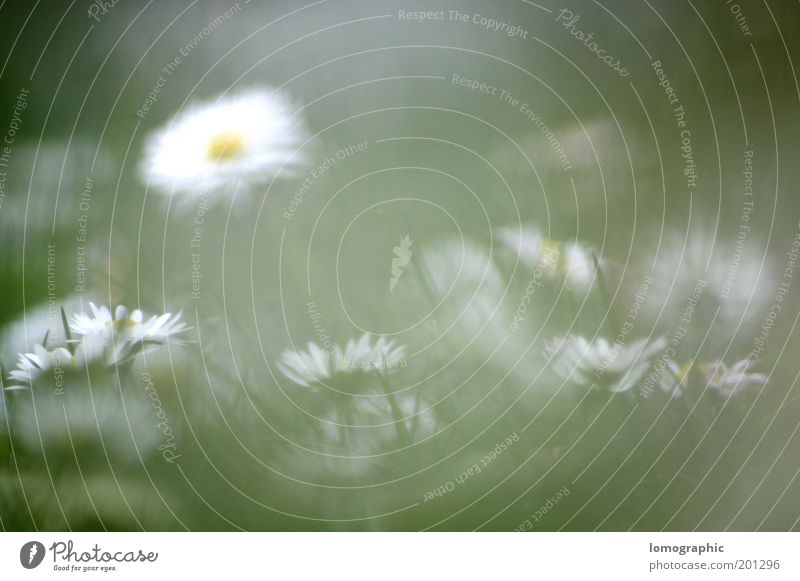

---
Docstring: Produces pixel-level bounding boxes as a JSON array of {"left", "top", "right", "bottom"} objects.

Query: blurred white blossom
[
  {"left": 641, "top": 231, "right": 773, "bottom": 330},
  {"left": 6, "top": 303, "right": 189, "bottom": 389},
  {"left": 497, "top": 225, "right": 596, "bottom": 292},
  {"left": 70, "top": 303, "right": 189, "bottom": 364},
  {"left": 658, "top": 360, "right": 693, "bottom": 398},
  {"left": 6, "top": 344, "right": 74, "bottom": 390},
  {"left": 278, "top": 333, "right": 406, "bottom": 387},
  {"left": 700, "top": 358, "right": 768, "bottom": 397},
  {"left": 0, "top": 296, "right": 84, "bottom": 366},
  {"left": 141, "top": 88, "right": 307, "bottom": 203},
  {"left": 545, "top": 335, "right": 667, "bottom": 393}
]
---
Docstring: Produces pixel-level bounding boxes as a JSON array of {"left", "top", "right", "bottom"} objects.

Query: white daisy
[
  {"left": 416, "top": 238, "right": 507, "bottom": 335},
  {"left": 0, "top": 296, "right": 84, "bottom": 366},
  {"left": 640, "top": 230, "right": 774, "bottom": 331},
  {"left": 497, "top": 226, "right": 596, "bottom": 292},
  {"left": 341, "top": 334, "right": 406, "bottom": 372},
  {"left": 6, "top": 344, "right": 74, "bottom": 389},
  {"left": 141, "top": 88, "right": 307, "bottom": 202},
  {"left": 544, "top": 335, "right": 667, "bottom": 393},
  {"left": 562, "top": 242, "right": 595, "bottom": 291},
  {"left": 70, "top": 303, "right": 189, "bottom": 364},
  {"left": 658, "top": 360, "right": 693, "bottom": 398},
  {"left": 6, "top": 304, "right": 189, "bottom": 389},
  {"left": 277, "top": 333, "right": 406, "bottom": 387},
  {"left": 699, "top": 358, "right": 768, "bottom": 397}
]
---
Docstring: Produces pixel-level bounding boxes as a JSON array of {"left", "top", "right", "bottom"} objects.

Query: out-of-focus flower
[
  {"left": 406, "top": 238, "right": 515, "bottom": 371},
  {"left": 141, "top": 88, "right": 306, "bottom": 203},
  {"left": 277, "top": 333, "right": 406, "bottom": 387},
  {"left": 0, "top": 297, "right": 85, "bottom": 366},
  {"left": 70, "top": 303, "right": 189, "bottom": 364},
  {"left": 658, "top": 360, "right": 693, "bottom": 398},
  {"left": 341, "top": 334, "right": 406, "bottom": 372},
  {"left": 544, "top": 335, "right": 667, "bottom": 393},
  {"left": 640, "top": 231, "right": 774, "bottom": 331},
  {"left": 6, "top": 344, "right": 75, "bottom": 390},
  {"left": 5, "top": 303, "right": 189, "bottom": 390},
  {"left": 497, "top": 226, "right": 596, "bottom": 292},
  {"left": 699, "top": 358, "right": 768, "bottom": 397}
]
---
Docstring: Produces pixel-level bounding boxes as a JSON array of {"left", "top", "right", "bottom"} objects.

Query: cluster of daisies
[
  {"left": 5, "top": 303, "right": 188, "bottom": 390},
  {"left": 137, "top": 87, "right": 411, "bottom": 392},
  {"left": 543, "top": 336, "right": 767, "bottom": 398},
  {"left": 271, "top": 223, "right": 767, "bottom": 402},
  {"left": 8, "top": 86, "right": 767, "bottom": 407},
  {"left": 495, "top": 225, "right": 768, "bottom": 399}
]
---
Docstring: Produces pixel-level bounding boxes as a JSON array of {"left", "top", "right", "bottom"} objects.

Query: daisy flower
[
  {"left": 6, "top": 344, "right": 74, "bottom": 390},
  {"left": 0, "top": 296, "right": 84, "bottom": 366},
  {"left": 699, "top": 358, "right": 768, "bottom": 397},
  {"left": 70, "top": 303, "right": 189, "bottom": 364},
  {"left": 658, "top": 360, "right": 694, "bottom": 398},
  {"left": 640, "top": 230, "right": 774, "bottom": 331},
  {"left": 6, "top": 304, "right": 189, "bottom": 390},
  {"left": 141, "top": 88, "right": 307, "bottom": 203},
  {"left": 544, "top": 335, "right": 667, "bottom": 393},
  {"left": 416, "top": 238, "right": 507, "bottom": 333},
  {"left": 277, "top": 333, "right": 406, "bottom": 387},
  {"left": 341, "top": 334, "right": 406, "bottom": 372},
  {"left": 497, "top": 226, "right": 596, "bottom": 292}
]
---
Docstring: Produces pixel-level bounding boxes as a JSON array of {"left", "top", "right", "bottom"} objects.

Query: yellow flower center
[
  {"left": 677, "top": 363, "right": 692, "bottom": 383},
  {"left": 539, "top": 239, "right": 562, "bottom": 270},
  {"left": 206, "top": 131, "right": 247, "bottom": 162}
]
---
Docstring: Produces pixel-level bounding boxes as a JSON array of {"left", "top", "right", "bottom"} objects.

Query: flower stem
[
  {"left": 378, "top": 371, "right": 410, "bottom": 446},
  {"left": 592, "top": 253, "right": 621, "bottom": 335}
]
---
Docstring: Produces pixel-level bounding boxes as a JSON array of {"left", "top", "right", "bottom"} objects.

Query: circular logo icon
[{"left": 20, "top": 541, "right": 45, "bottom": 569}]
